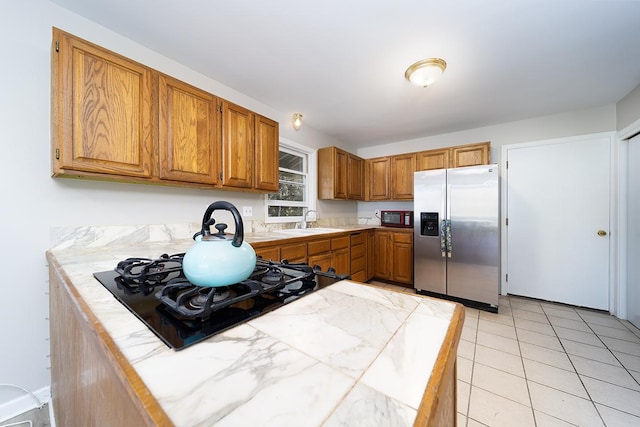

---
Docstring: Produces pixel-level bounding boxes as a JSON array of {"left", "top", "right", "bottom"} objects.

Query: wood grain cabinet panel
[
  {"left": 52, "top": 28, "right": 279, "bottom": 193},
  {"left": 158, "top": 75, "right": 219, "bottom": 184},
  {"left": 52, "top": 28, "right": 153, "bottom": 178},
  {"left": 373, "top": 230, "right": 392, "bottom": 280},
  {"left": 392, "top": 231, "right": 413, "bottom": 284},
  {"left": 374, "top": 229, "right": 413, "bottom": 285},
  {"left": 280, "top": 243, "right": 307, "bottom": 264},
  {"left": 450, "top": 142, "right": 490, "bottom": 168},
  {"left": 417, "top": 142, "right": 490, "bottom": 171},
  {"left": 254, "top": 115, "right": 279, "bottom": 191},
  {"left": 255, "top": 246, "right": 280, "bottom": 262},
  {"left": 390, "top": 153, "right": 416, "bottom": 200},
  {"left": 350, "top": 232, "right": 367, "bottom": 282},
  {"left": 221, "top": 100, "right": 254, "bottom": 189},
  {"left": 416, "top": 149, "right": 450, "bottom": 171},
  {"left": 367, "top": 157, "right": 390, "bottom": 200},
  {"left": 318, "top": 146, "right": 348, "bottom": 199},
  {"left": 347, "top": 153, "right": 365, "bottom": 200},
  {"left": 49, "top": 257, "right": 172, "bottom": 426}
]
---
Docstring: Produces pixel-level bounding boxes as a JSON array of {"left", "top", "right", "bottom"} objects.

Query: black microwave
[{"left": 380, "top": 210, "right": 413, "bottom": 228}]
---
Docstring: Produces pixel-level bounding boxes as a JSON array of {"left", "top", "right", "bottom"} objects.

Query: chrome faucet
[{"left": 300, "top": 209, "right": 317, "bottom": 229}]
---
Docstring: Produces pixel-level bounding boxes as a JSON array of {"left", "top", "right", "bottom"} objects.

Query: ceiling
[{"left": 50, "top": 0, "right": 640, "bottom": 147}]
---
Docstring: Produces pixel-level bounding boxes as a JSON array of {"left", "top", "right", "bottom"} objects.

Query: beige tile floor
[{"left": 370, "top": 282, "right": 640, "bottom": 427}]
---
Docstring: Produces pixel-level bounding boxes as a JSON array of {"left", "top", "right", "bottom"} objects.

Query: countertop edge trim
[{"left": 413, "top": 302, "right": 465, "bottom": 427}]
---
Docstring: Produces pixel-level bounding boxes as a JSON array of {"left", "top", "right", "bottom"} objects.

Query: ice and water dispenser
[{"left": 420, "top": 212, "right": 439, "bottom": 236}]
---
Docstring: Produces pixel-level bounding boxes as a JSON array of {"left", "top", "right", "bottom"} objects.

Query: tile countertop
[{"left": 47, "top": 238, "right": 463, "bottom": 426}]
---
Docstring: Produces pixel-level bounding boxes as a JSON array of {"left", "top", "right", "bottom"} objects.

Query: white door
[
  {"left": 506, "top": 135, "right": 610, "bottom": 310},
  {"left": 628, "top": 134, "right": 640, "bottom": 327}
]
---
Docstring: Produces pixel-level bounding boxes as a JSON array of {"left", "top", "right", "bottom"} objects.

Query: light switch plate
[{"left": 242, "top": 206, "right": 253, "bottom": 217}]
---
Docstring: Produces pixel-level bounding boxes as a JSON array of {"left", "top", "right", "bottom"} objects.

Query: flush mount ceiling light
[
  {"left": 405, "top": 58, "right": 447, "bottom": 88},
  {"left": 292, "top": 113, "right": 303, "bottom": 131}
]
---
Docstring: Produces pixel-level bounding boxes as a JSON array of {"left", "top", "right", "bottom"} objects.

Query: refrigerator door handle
[
  {"left": 445, "top": 219, "right": 452, "bottom": 257},
  {"left": 440, "top": 219, "right": 447, "bottom": 257}
]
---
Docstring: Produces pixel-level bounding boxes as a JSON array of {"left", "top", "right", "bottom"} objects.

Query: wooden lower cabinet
[
  {"left": 49, "top": 257, "right": 171, "bottom": 426},
  {"left": 366, "top": 230, "right": 375, "bottom": 281},
  {"left": 280, "top": 242, "right": 307, "bottom": 264},
  {"left": 373, "top": 230, "right": 392, "bottom": 280},
  {"left": 307, "top": 238, "right": 332, "bottom": 272},
  {"left": 374, "top": 229, "right": 413, "bottom": 285},
  {"left": 330, "top": 236, "right": 350, "bottom": 276},
  {"left": 349, "top": 232, "right": 367, "bottom": 282},
  {"left": 252, "top": 234, "right": 351, "bottom": 277},
  {"left": 392, "top": 232, "right": 413, "bottom": 284},
  {"left": 255, "top": 246, "right": 280, "bottom": 262}
]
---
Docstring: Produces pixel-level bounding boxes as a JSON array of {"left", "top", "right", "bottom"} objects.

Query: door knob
[{"left": 597, "top": 230, "right": 607, "bottom": 236}]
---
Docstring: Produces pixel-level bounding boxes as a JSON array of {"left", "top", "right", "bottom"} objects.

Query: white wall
[
  {"left": 617, "top": 82, "right": 640, "bottom": 132},
  {"left": 0, "top": 0, "right": 349, "bottom": 416}
]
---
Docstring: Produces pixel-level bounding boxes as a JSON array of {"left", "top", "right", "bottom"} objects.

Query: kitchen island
[{"left": 47, "top": 236, "right": 464, "bottom": 427}]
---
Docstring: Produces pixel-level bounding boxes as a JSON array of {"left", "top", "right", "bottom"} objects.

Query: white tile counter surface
[{"left": 48, "top": 230, "right": 458, "bottom": 426}]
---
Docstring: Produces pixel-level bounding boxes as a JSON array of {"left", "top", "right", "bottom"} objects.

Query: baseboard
[{"left": 0, "top": 386, "right": 50, "bottom": 423}]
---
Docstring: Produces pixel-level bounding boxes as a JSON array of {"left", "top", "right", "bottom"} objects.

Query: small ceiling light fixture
[
  {"left": 292, "top": 113, "right": 303, "bottom": 131},
  {"left": 405, "top": 58, "right": 447, "bottom": 88}
]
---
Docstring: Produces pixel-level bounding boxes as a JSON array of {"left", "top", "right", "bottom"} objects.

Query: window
[{"left": 265, "top": 139, "right": 317, "bottom": 223}]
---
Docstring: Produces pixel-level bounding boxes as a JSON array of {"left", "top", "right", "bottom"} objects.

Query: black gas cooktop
[{"left": 94, "top": 254, "right": 347, "bottom": 350}]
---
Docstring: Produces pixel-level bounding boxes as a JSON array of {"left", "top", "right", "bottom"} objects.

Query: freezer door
[
  {"left": 446, "top": 165, "right": 499, "bottom": 305},
  {"left": 413, "top": 169, "right": 446, "bottom": 294}
]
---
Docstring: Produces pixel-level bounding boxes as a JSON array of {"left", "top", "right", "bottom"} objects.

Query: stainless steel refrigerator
[{"left": 414, "top": 165, "right": 499, "bottom": 311}]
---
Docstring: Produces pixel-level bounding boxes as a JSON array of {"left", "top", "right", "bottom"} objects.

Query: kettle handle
[{"left": 197, "top": 201, "right": 244, "bottom": 248}]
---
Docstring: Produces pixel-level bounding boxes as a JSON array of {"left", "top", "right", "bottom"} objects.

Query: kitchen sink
[{"left": 278, "top": 227, "right": 344, "bottom": 235}]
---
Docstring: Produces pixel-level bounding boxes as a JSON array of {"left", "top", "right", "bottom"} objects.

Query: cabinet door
[
  {"left": 391, "top": 154, "right": 416, "bottom": 199},
  {"left": 255, "top": 115, "right": 279, "bottom": 191},
  {"left": 416, "top": 149, "right": 450, "bottom": 171},
  {"left": 255, "top": 246, "right": 280, "bottom": 262},
  {"left": 318, "top": 146, "right": 348, "bottom": 200},
  {"left": 221, "top": 101, "right": 254, "bottom": 188},
  {"left": 331, "top": 248, "right": 351, "bottom": 276},
  {"left": 308, "top": 253, "right": 333, "bottom": 273},
  {"left": 392, "top": 232, "right": 414, "bottom": 284},
  {"left": 52, "top": 29, "right": 153, "bottom": 177},
  {"left": 350, "top": 232, "right": 366, "bottom": 281},
  {"left": 334, "top": 148, "right": 348, "bottom": 199},
  {"left": 280, "top": 243, "right": 307, "bottom": 264},
  {"left": 366, "top": 230, "right": 375, "bottom": 281},
  {"left": 450, "top": 142, "right": 490, "bottom": 168},
  {"left": 373, "top": 230, "right": 392, "bottom": 280},
  {"left": 368, "top": 157, "right": 390, "bottom": 200},
  {"left": 158, "top": 76, "right": 219, "bottom": 184},
  {"left": 347, "top": 154, "right": 365, "bottom": 200}
]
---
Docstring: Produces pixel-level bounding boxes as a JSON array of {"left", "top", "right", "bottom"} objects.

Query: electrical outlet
[
  {"left": 374, "top": 209, "right": 380, "bottom": 217},
  {"left": 242, "top": 206, "right": 253, "bottom": 217}
]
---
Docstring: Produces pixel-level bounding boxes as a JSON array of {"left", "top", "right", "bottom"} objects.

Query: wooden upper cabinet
[
  {"left": 451, "top": 142, "right": 490, "bottom": 168},
  {"left": 318, "top": 146, "right": 347, "bottom": 199},
  {"left": 158, "top": 75, "right": 219, "bottom": 184},
  {"left": 347, "top": 153, "right": 365, "bottom": 200},
  {"left": 416, "top": 149, "right": 450, "bottom": 171},
  {"left": 52, "top": 29, "right": 279, "bottom": 193},
  {"left": 390, "top": 153, "right": 416, "bottom": 200},
  {"left": 367, "top": 157, "right": 390, "bottom": 200},
  {"left": 52, "top": 28, "right": 153, "bottom": 178},
  {"left": 254, "top": 115, "right": 279, "bottom": 192},
  {"left": 417, "top": 142, "right": 490, "bottom": 171},
  {"left": 221, "top": 100, "right": 254, "bottom": 189}
]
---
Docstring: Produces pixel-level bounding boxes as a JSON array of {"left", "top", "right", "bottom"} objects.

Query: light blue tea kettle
[{"left": 182, "top": 201, "right": 256, "bottom": 287}]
